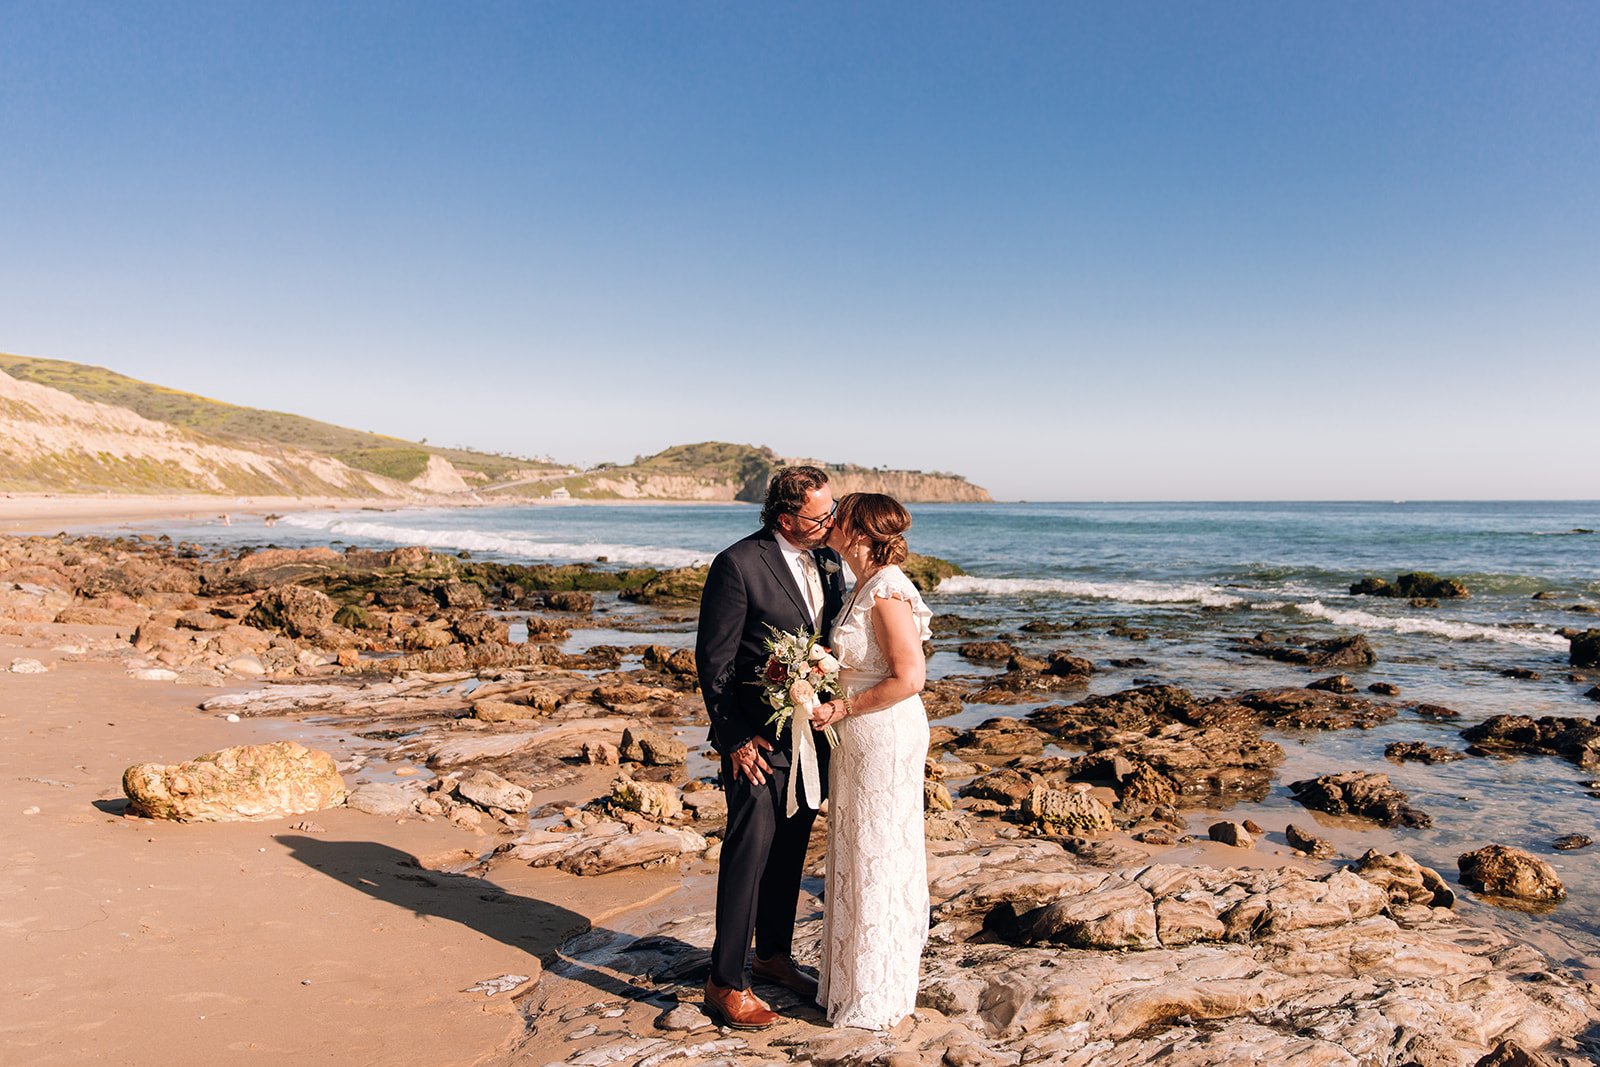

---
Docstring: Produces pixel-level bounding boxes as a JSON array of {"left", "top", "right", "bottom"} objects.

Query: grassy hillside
[
  {"left": 486, "top": 441, "right": 991, "bottom": 503},
  {"left": 0, "top": 352, "right": 553, "bottom": 482},
  {"left": 632, "top": 442, "right": 778, "bottom": 498}
]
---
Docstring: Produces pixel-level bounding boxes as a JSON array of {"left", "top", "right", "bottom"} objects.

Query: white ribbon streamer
[{"left": 785, "top": 696, "right": 823, "bottom": 818}]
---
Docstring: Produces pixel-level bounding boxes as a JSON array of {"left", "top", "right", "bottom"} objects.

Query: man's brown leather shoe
[
  {"left": 703, "top": 979, "right": 779, "bottom": 1030},
  {"left": 751, "top": 954, "right": 820, "bottom": 1000}
]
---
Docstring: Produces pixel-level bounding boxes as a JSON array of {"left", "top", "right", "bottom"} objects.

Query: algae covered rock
[
  {"left": 247, "top": 584, "right": 336, "bottom": 639},
  {"left": 619, "top": 566, "right": 709, "bottom": 605},
  {"left": 1350, "top": 572, "right": 1470, "bottom": 599},
  {"left": 900, "top": 552, "right": 965, "bottom": 594},
  {"left": 123, "top": 740, "right": 347, "bottom": 822}
]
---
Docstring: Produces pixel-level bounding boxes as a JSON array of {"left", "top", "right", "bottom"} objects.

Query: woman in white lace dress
[{"left": 810, "top": 493, "right": 932, "bottom": 1031}]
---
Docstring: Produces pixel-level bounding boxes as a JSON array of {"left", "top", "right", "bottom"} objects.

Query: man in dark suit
[{"left": 695, "top": 465, "right": 847, "bottom": 1029}]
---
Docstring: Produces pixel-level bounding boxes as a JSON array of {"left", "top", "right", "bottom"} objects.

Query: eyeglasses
[{"left": 792, "top": 502, "right": 837, "bottom": 530}]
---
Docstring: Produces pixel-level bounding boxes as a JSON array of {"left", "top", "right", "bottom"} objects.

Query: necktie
[{"left": 799, "top": 552, "right": 824, "bottom": 630}]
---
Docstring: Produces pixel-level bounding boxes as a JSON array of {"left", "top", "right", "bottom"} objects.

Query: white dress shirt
[{"left": 774, "top": 530, "right": 823, "bottom": 629}]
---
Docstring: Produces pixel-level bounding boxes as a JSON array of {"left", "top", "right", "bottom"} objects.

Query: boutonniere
[{"left": 819, "top": 557, "right": 841, "bottom": 576}]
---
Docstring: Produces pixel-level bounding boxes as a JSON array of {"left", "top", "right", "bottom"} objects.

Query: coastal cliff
[
  {"left": 0, "top": 366, "right": 418, "bottom": 498},
  {"left": 520, "top": 443, "right": 992, "bottom": 503},
  {"left": 0, "top": 356, "right": 992, "bottom": 503}
]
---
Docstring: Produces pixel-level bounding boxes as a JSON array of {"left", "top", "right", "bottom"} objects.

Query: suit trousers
[{"left": 709, "top": 748, "right": 819, "bottom": 989}]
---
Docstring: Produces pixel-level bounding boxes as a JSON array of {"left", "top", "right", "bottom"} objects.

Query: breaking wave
[
  {"left": 1291, "top": 601, "right": 1568, "bottom": 651},
  {"left": 935, "top": 575, "right": 1246, "bottom": 608},
  {"left": 277, "top": 514, "right": 709, "bottom": 568}
]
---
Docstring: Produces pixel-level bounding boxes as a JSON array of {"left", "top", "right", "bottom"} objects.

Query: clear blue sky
[{"left": 2, "top": 2, "right": 1596, "bottom": 500}]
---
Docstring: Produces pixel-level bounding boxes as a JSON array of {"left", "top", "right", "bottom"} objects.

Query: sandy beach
[
  {"left": 0, "top": 494, "right": 757, "bottom": 537},
  {"left": 4, "top": 527, "right": 1598, "bottom": 1067},
  {"left": 0, "top": 622, "right": 697, "bottom": 1066},
  {"left": 0, "top": 494, "right": 408, "bottom": 534}
]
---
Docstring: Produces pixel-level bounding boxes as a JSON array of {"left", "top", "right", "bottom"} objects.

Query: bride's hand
[{"left": 811, "top": 699, "right": 846, "bottom": 729}]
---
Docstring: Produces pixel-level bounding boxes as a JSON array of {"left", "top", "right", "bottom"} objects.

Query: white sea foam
[
  {"left": 936, "top": 575, "right": 1246, "bottom": 608},
  {"left": 1291, "top": 601, "right": 1568, "bottom": 651},
  {"left": 277, "top": 514, "right": 710, "bottom": 568}
]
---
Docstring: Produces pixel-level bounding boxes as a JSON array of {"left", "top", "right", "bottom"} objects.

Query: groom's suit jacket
[{"left": 695, "top": 527, "right": 847, "bottom": 756}]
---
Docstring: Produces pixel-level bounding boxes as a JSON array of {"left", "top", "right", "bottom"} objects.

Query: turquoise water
[{"left": 136, "top": 500, "right": 1600, "bottom": 960}]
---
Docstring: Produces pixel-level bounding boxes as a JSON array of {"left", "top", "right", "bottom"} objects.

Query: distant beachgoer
[{"left": 218, "top": 513, "right": 231, "bottom": 526}]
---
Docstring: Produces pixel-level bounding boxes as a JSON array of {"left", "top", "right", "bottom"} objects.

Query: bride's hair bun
[
  {"left": 834, "top": 493, "right": 912, "bottom": 567},
  {"left": 877, "top": 533, "right": 908, "bottom": 567}
]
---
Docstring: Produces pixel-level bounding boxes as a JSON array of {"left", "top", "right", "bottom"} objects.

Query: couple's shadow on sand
[{"left": 276, "top": 835, "right": 717, "bottom": 1011}]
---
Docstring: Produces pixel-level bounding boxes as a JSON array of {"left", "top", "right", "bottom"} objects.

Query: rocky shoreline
[{"left": 3, "top": 530, "right": 1599, "bottom": 1066}]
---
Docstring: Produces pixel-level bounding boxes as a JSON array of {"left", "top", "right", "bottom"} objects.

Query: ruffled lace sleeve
[{"left": 867, "top": 566, "right": 933, "bottom": 642}]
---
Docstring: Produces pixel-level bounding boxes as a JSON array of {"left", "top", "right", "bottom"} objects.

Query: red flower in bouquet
[{"left": 764, "top": 659, "right": 790, "bottom": 684}]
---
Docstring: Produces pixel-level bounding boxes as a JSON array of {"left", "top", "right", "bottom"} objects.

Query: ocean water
[{"left": 135, "top": 500, "right": 1600, "bottom": 961}]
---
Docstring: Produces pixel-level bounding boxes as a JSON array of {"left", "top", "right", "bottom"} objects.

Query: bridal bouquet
[{"left": 755, "top": 625, "right": 841, "bottom": 746}]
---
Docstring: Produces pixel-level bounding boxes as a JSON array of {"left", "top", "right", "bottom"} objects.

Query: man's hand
[{"left": 730, "top": 736, "right": 774, "bottom": 786}]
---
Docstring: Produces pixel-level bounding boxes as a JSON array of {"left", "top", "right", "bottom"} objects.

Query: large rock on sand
[
  {"left": 457, "top": 769, "right": 533, "bottom": 813},
  {"left": 123, "top": 741, "right": 347, "bottom": 822}
]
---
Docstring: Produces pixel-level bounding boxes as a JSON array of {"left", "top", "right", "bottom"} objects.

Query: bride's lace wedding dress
[{"left": 820, "top": 564, "right": 933, "bottom": 1030}]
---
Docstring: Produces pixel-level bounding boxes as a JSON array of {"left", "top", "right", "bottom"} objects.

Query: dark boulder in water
[
  {"left": 1349, "top": 572, "right": 1470, "bottom": 599},
  {"left": 1385, "top": 740, "right": 1466, "bottom": 764},
  {"left": 1288, "top": 771, "right": 1432, "bottom": 828},
  {"left": 1568, "top": 629, "right": 1600, "bottom": 668},
  {"left": 1236, "top": 687, "right": 1396, "bottom": 730},
  {"left": 1235, "top": 633, "right": 1377, "bottom": 668},
  {"left": 1307, "top": 674, "right": 1357, "bottom": 694},
  {"left": 1461, "top": 714, "right": 1600, "bottom": 768},
  {"left": 1411, "top": 703, "right": 1461, "bottom": 719},
  {"left": 957, "top": 640, "right": 1015, "bottom": 663}
]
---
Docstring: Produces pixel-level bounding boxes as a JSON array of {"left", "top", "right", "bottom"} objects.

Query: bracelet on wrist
[{"left": 842, "top": 694, "right": 854, "bottom": 717}]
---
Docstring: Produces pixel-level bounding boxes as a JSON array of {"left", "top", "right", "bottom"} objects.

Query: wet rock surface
[
  {"left": 1458, "top": 845, "right": 1567, "bottom": 902},
  {"left": 1351, "top": 572, "right": 1471, "bottom": 600},
  {"left": 1386, "top": 739, "right": 1468, "bottom": 764},
  {"left": 1235, "top": 632, "right": 1378, "bottom": 668},
  {"left": 1568, "top": 629, "right": 1600, "bottom": 669},
  {"left": 1462, "top": 714, "right": 1600, "bottom": 768},
  {"left": 1288, "top": 770, "right": 1432, "bottom": 828}
]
